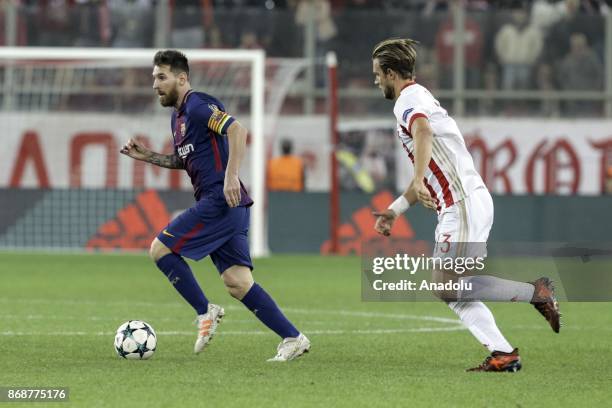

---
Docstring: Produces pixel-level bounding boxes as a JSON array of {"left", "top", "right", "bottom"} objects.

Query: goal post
[
  {"left": 326, "top": 51, "right": 339, "bottom": 255},
  {"left": 0, "top": 47, "right": 302, "bottom": 257}
]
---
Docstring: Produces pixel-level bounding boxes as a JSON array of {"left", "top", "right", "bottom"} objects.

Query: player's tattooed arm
[
  {"left": 147, "top": 152, "right": 184, "bottom": 169},
  {"left": 120, "top": 137, "right": 184, "bottom": 169}
]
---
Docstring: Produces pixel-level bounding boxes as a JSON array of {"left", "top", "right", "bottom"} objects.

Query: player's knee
[
  {"left": 224, "top": 278, "right": 252, "bottom": 299},
  {"left": 149, "top": 238, "right": 171, "bottom": 262},
  {"left": 222, "top": 266, "right": 254, "bottom": 299},
  {"left": 432, "top": 289, "right": 458, "bottom": 302},
  {"left": 430, "top": 270, "right": 458, "bottom": 302}
]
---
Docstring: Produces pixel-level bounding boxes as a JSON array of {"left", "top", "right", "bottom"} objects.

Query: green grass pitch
[{"left": 0, "top": 252, "right": 611, "bottom": 407}]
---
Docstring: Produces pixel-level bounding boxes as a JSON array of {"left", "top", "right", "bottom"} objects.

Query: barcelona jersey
[{"left": 171, "top": 90, "right": 253, "bottom": 206}]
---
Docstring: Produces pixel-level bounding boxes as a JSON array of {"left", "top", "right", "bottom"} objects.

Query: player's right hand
[
  {"left": 373, "top": 209, "right": 396, "bottom": 237},
  {"left": 120, "top": 138, "right": 150, "bottom": 161},
  {"left": 223, "top": 173, "right": 241, "bottom": 208}
]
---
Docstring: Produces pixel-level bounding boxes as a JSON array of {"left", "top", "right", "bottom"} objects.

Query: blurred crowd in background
[
  {"left": 2, "top": 0, "right": 609, "bottom": 117},
  {"left": 2, "top": 0, "right": 612, "bottom": 194}
]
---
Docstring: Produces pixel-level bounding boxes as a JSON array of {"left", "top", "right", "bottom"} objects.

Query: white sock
[
  {"left": 448, "top": 301, "right": 514, "bottom": 353},
  {"left": 459, "top": 275, "right": 535, "bottom": 302}
]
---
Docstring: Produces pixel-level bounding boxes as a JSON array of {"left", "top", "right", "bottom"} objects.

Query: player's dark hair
[
  {"left": 153, "top": 50, "right": 190, "bottom": 77},
  {"left": 372, "top": 38, "right": 419, "bottom": 80}
]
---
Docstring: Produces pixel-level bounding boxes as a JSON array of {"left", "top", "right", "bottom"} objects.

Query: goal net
[{"left": 0, "top": 47, "right": 307, "bottom": 257}]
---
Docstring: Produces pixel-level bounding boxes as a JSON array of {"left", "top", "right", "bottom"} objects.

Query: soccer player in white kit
[{"left": 371, "top": 38, "right": 561, "bottom": 372}]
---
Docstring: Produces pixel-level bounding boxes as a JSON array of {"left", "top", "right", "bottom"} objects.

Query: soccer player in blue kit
[{"left": 120, "top": 50, "right": 310, "bottom": 361}]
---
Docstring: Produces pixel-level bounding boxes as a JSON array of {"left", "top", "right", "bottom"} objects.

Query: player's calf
[
  {"left": 222, "top": 265, "right": 309, "bottom": 360},
  {"left": 153, "top": 239, "right": 210, "bottom": 316}
]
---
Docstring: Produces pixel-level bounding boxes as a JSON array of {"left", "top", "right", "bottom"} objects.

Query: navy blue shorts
[{"left": 157, "top": 198, "right": 253, "bottom": 274}]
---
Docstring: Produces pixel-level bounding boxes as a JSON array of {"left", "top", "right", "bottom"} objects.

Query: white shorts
[{"left": 433, "top": 187, "right": 493, "bottom": 258}]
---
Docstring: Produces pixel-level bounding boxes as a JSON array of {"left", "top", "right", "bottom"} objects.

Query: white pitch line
[
  {"left": 0, "top": 316, "right": 336, "bottom": 327},
  {"left": 0, "top": 315, "right": 331, "bottom": 326},
  {"left": 0, "top": 327, "right": 465, "bottom": 337},
  {"left": 281, "top": 308, "right": 460, "bottom": 324},
  {"left": 0, "top": 298, "right": 462, "bottom": 326},
  {"left": 0, "top": 311, "right": 458, "bottom": 325}
]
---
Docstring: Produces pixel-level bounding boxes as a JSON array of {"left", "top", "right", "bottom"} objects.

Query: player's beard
[
  {"left": 383, "top": 84, "right": 395, "bottom": 100},
  {"left": 159, "top": 87, "right": 179, "bottom": 107}
]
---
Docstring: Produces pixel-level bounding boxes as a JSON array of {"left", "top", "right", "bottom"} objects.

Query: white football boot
[
  {"left": 267, "top": 333, "right": 311, "bottom": 362},
  {"left": 194, "top": 304, "right": 225, "bottom": 354}
]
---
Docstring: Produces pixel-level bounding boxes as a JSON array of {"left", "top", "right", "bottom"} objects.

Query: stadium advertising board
[{"left": 3, "top": 115, "right": 612, "bottom": 195}]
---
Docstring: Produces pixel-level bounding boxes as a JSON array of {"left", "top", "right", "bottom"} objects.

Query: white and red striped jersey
[{"left": 393, "top": 82, "right": 485, "bottom": 212}]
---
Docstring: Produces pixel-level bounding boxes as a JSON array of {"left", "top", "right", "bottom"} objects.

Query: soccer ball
[{"left": 114, "top": 320, "right": 157, "bottom": 360}]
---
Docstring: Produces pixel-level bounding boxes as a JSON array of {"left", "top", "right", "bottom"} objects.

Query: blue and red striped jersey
[{"left": 170, "top": 90, "right": 253, "bottom": 206}]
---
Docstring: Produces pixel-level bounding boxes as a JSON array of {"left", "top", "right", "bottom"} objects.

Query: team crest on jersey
[{"left": 180, "top": 122, "right": 186, "bottom": 137}]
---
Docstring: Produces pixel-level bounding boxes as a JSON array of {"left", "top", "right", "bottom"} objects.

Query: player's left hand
[
  {"left": 373, "top": 209, "right": 396, "bottom": 237},
  {"left": 223, "top": 173, "right": 241, "bottom": 207}
]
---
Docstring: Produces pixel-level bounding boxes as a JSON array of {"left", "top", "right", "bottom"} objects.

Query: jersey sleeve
[
  {"left": 193, "top": 102, "right": 236, "bottom": 135},
  {"left": 393, "top": 94, "right": 429, "bottom": 134}
]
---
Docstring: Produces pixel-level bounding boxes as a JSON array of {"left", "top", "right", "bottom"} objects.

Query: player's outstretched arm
[
  {"left": 373, "top": 182, "right": 419, "bottom": 236},
  {"left": 224, "top": 121, "right": 248, "bottom": 207},
  {"left": 120, "top": 137, "right": 184, "bottom": 169}
]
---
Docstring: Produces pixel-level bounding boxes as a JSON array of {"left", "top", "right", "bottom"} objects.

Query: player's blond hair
[{"left": 372, "top": 38, "right": 419, "bottom": 79}]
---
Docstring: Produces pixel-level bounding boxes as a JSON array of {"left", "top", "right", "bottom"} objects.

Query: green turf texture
[{"left": 0, "top": 253, "right": 610, "bottom": 407}]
